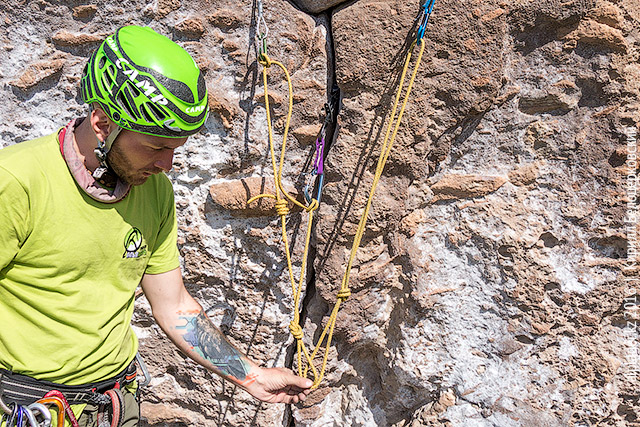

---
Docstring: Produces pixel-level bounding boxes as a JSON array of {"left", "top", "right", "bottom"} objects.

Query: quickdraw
[
  {"left": 248, "top": 0, "right": 435, "bottom": 389},
  {"left": 416, "top": 0, "right": 435, "bottom": 44},
  {"left": 303, "top": 86, "right": 340, "bottom": 205}
]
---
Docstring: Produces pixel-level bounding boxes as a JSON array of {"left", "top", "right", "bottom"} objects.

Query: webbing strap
[{"left": 0, "top": 360, "right": 136, "bottom": 406}]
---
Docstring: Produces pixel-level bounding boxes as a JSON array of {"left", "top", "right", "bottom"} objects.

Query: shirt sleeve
[
  {"left": 0, "top": 166, "right": 31, "bottom": 272},
  {"left": 144, "top": 182, "right": 180, "bottom": 275}
]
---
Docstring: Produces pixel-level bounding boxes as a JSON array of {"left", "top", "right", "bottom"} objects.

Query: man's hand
[{"left": 243, "top": 366, "right": 313, "bottom": 404}]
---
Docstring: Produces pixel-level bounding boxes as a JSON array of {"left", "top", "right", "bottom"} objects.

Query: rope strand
[{"left": 248, "top": 2, "right": 432, "bottom": 389}]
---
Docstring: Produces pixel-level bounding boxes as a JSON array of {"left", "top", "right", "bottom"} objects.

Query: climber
[{"left": 0, "top": 25, "right": 312, "bottom": 427}]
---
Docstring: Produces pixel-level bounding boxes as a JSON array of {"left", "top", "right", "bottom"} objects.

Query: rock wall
[{"left": 1, "top": 0, "right": 638, "bottom": 426}]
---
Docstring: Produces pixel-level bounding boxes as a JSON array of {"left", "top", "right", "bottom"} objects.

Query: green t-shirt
[{"left": 0, "top": 131, "right": 180, "bottom": 385}]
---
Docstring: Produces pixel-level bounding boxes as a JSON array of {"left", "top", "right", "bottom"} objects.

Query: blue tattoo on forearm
[{"left": 177, "top": 310, "right": 250, "bottom": 381}]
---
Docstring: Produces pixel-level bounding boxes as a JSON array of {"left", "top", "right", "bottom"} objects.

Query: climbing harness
[
  {"left": 248, "top": 0, "right": 435, "bottom": 388},
  {"left": 0, "top": 358, "right": 137, "bottom": 427}
]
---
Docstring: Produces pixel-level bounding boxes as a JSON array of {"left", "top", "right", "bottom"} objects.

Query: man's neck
[{"left": 73, "top": 116, "right": 100, "bottom": 173}]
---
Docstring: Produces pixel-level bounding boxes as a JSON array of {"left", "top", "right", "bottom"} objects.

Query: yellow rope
[
  {"left": 248, "top": 39, "right": 426, "bottom": 389},
  {"left": 248, "top": 53, "right": 321, "bottom": 384}
]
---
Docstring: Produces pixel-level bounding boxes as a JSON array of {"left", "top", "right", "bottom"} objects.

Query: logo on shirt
[{"left": 123, "top": 227, "right": 148, "bottom": 259}]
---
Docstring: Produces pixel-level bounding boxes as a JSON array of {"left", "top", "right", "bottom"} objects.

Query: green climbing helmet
[{"left": 81, "top": 25, "right": 208, "bottom": 139}]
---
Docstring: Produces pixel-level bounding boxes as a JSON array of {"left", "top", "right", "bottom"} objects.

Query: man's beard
[{"left": 106, "top": 140, "right": 147, "bottom": 186}]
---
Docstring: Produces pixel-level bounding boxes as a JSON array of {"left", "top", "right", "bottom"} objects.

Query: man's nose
[{"left": 154, "top": 149, "right": 175, "bottom": 172}]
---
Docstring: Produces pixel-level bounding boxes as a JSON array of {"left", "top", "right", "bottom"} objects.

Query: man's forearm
[
  {"left": 141, "top": 269, "right": 312, "bottom": 403},
  {"left": 163, "top": 308, "right": 258, "bottom": 387}
]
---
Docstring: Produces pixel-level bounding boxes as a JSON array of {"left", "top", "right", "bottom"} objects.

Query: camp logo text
[
  {"left": 123, "top": 227, "right": 148, "bottom": 259},
  {"left": 186, "top": 105, "right": 205, "bottom": 114}
]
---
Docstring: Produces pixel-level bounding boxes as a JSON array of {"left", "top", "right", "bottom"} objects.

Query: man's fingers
[{"left": 288, "top": 373, "right": 313, "bottom": 390}]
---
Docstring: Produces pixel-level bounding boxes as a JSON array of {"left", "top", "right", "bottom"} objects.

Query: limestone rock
[
  {"left": 0, "top": 0, "right": 637, "bottom": 425},
  {"left": 207, "top": 8, "right": 244, "bottom": 30},
  {"left": 207, "top": 88, "right": 237, "bottom": 131},
  {"left": 72, "top": 5, "right": 97, "bottom": 20},
  {"left": 174, "top": 18, "right": 205, "bottom": 39},
  {"left": 51, "top": 30, "right": 104, "bottom": 47},
  {"left": 155, "top": 0, "right": 181, "bottom": 18},
  {"left": 518, "top": 82, "right": 581, "bottom": 114},
  {"left": 587, "top": 1, "right": 623, "bottom": 29},
  {"left": 430, "top": 174, "right": 507, "bottom": 201},
  {"left": 508, "top": 162, "right": 540, "bottom": 186},
  {"left": 292, "top": 123, "right": 321, "bottom": 145},
  {"left": 9, "top": 54, "right": 67, "bottom": 90},
  {"left": 563, "top": 18, "right": 628, "bottom": 52}
]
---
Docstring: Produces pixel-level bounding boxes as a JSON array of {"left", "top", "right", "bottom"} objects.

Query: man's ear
[{"left": 90, "top": 107, "right": 116, "bottom": 142}]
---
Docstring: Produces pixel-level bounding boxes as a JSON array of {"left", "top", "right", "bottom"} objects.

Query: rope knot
[
  {"left": 336, "top": 289, "right": 351, "bottom": 300},
  {"left": 259, "top": 53, "right": 272, "bottom": 67},
  {"left": 275, "top": 200, "right": 290, "bottom": 216},
  {"left": 306, "top": 198, "right": 319, "bottom": 212},
  {"left": 289, "top": 321, "right": 304, "bottom": 340}
]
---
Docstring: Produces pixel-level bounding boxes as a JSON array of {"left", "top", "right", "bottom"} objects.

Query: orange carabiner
[
  {"left": 43, "top": 391, "right": 78, "bottom": 427},
  {"left": 35, "top": 397, "right": 65, "bottom": 427}
]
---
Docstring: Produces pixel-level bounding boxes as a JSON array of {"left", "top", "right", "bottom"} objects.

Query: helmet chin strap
[{"left": 92, "top": 126, "right": 122, "bottom": 182}]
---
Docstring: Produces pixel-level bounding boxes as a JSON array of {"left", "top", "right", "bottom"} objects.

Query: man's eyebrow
[{"left": 149, "top": 140, "right": 184, "bottom": 149}]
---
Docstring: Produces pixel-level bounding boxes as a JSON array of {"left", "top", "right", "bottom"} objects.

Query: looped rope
[
  {"left": 275, "top": 200, "right": 290, "bottom": 216},
  {"left": 249, "top": 2, "right": 432, "bottom": 389},
  {"left": 258, "top": 53, "right": 272, "bottom": 68},
  {"left": 249, "top": 48, "right": 322, "bottom": 387},
  {"left": 336, "top": 289, "right": 351, "bottom": 300},
  {"left": 289, "top": 321, "right": 304, "bottom": 340}
]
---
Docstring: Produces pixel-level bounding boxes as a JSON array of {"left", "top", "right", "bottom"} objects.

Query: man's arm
[{"left": 140, "top": 267, "right": 313, "bottom": 403}]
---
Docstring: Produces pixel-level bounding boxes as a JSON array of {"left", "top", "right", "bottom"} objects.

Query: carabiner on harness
[{"left": 27, "top": 403, "right": 51, "bottom": 427}]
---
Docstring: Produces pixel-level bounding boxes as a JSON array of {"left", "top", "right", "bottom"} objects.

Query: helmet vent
[
  {"left": 145, "top": 102, "right": 167, "bottom": 122},
  {"left": 197, "top": 74, "right": 206, "bottom": 101},
  {"left": 98, "top": 55, "right": 106, "bottom": 69},
  {"left": 117, "top": 90, "right": 138, "bottom": 121},
  {"left": 140, "top": 106, "right": 154, "bottom": 123},
  {"left": 101, "top": 73, "right": 113, "bottom": 95}
]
